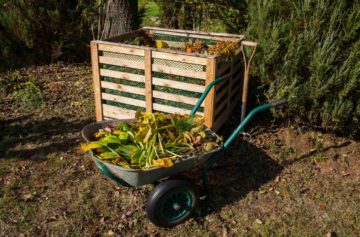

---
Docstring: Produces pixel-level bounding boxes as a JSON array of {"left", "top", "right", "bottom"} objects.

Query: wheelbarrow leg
[{"left": 199, "top": 152, "right": 223, "bottom": 210}]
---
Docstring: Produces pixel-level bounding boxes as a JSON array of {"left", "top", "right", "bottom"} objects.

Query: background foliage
[
  {"left": 1, "top": 0, "right": 359, "bottom": 133},
  {"left": 246, "top": 0, "right": 360, "bottom": 131},
  {"left": 0, "top": 0, "right": 95, "bottom": 70}
]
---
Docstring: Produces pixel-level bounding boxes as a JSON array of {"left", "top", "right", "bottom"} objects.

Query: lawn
[{"left": 0, "top": 64, "right": 359, "bottom": 237}]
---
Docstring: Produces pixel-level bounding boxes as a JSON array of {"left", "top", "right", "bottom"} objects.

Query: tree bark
[{"left": 99, "top": 0, "right": 139, "bottom": 40}]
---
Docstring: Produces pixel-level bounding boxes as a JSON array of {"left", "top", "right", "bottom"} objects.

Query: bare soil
[{"left": 0, "top": 63, "right": 359, "bottom": 237}]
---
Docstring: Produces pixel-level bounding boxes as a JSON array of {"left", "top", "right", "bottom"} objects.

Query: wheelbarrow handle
[
  {"left": 223, "top": 98, "right": 287, "bottom": 149},
  {"left": 190, "top": 76, "right": 227, "bottom": 116}
]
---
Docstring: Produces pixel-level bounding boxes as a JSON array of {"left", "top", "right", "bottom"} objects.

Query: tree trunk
[{"left": 99, "top": 0, "right": 139, "bottom": 40}]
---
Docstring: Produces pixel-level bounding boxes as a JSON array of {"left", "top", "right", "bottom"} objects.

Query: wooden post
[
  {"left": 90, "top": 41, "right": 103, "bottom": 121},
  {"left": 144, "top": 49, "right": 153, "bottom": 112},
  {"left": 240, "top": 41, "right": 257, "bottom": 121},
  {"left": 204, "top": 58, "right": 216, "bottom": 128}
]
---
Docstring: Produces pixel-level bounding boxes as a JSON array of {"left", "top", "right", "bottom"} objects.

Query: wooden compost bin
[{"left": 91, "top": 27, "right": 245, "bottom": 131}]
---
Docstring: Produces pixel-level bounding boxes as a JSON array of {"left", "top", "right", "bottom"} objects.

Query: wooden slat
[
  {"left": 101, "top": 81, "right": 145, "bottom": 95},
  {"left": 152, "top": 64, "right": 206, "bottom": 79},
  {"left": 226, "top": 58, "right": 235, "bottom": 119},
  {"left": 216, "top": 62, "right": 230, "bottom": 77},
  {"left": 100, "top": 69, "right": 145, "bottom": 83},
  {"left": 142, "top": 26, "right": 244, "bottom": 39},
  {"left": 233, "top": 61, "right": 242, "bottom": 75},
  {"left": 211, "top": 115, "right": 227, "bottom": 132},
  {"left": 216, "top": 86, "right": 228, "bottom": 104},
  {"left": 98, "top": 43, "right": 144, "bottom": 56},
  {"left": 144, "top": 27, "right": 243, "bottom": 42},
  {"left": 215, "top": 99, "right": 227, "bottom": 117},
  {"left": 102, "top": 104, "right": 136, "bottom": 118},
  {"left": 99, "top": 56, "right": 144, "bottom": 69},
  {"left": 204, "top": 58, "right": 216, "bottom": 128},
  {"left": 105, "top": 29, "right": 143, "bottom": 42},
  {"left": 152, "top": 90, "right": 203, "bottom": 106},
  {"left": 152, "top": 51, "right": 208, "bottom": 65},
  {"left": 102, "top": 93, "right": 146, "bottom": 108},
  {"left": 144, "top": 50, "right": 153, "bottom": 112},
  {"left": 90, "top": 41, "right": 103, "bottom": 121},
  {"left": 153, "top": 103, "right": 204, "bottom": 116},
  {"left": 152, "top": 77, "right": 204, "bottom": 93},
  {"left": 215, "top": 79, "right": 228, "bottom": 94}
]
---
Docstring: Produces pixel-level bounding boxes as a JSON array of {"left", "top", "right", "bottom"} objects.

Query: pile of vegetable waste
[
  {"left": 126, "top": 31, "right": 239, "bottom": 56},
  {"left": 81, "top": 111, "right": 222, "bottom": 170}
]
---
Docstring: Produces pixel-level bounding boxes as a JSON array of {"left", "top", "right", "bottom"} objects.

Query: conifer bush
[{"left": 246, "top": 0, "right": 360, "bottom": 131}]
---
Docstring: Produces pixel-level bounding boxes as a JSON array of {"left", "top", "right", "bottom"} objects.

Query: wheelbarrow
[{"left": 82, "top": 76, "right": 287, "bottom": 227}]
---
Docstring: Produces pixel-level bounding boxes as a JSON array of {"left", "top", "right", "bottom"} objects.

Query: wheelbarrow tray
[{"left": 82, "top": 119, "right": 223, "bottom": 187}]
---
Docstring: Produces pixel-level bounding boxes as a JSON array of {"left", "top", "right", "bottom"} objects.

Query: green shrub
[
  {"left": 11, "top": 80, "right": 44, "bottom": 109},
  {"left": 246, "top": 0, "right": 360, "bottom": 132}
]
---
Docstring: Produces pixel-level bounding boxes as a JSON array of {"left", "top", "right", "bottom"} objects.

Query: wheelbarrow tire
[{"left": 146, "top": 179, "right": 199, "bottom": 227}]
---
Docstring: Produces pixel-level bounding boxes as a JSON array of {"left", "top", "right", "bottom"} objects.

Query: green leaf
[
  {"left": 99, "top": 152, "right": 119, "bottom": 159},
  {"left": 117, "top": 122, "right": 129, "bottom": 131},
  {"left": 113, "top": 130, "right": 129, "bottom": 141},
  {"left": 100, "top": 135, "right": 122, "bottom": 146},
  {"left": 116, "top": 145, "right": 141, "bottom": 160}
]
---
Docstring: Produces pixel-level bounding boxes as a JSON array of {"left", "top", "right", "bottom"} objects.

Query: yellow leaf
[
  {"left": 155, "top": 40, "right": 168, "bottom": 49},
  {"left": 152, "top": 158, "right": 174, "bottom": 168},
  {"left": 81, "top": 142, "right": 103, "bottom": 152}
]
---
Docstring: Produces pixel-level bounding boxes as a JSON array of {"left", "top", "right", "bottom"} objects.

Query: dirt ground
[{"left": 0, "top": 64, "right": 359, "bottom": 237}]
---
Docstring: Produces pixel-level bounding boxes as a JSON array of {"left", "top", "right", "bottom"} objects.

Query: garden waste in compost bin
[
  {"left": 81, "top": 111, "right": 222, "bottom": 170},
  {"left": 127, "top": 31, "right": 239, "bottom": 56}
]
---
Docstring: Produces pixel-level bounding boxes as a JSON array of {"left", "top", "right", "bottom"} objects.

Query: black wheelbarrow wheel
[{"left": 146, "top": 179, "right": 199, "bottom": 227}]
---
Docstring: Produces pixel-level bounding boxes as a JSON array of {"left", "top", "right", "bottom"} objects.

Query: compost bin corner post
[
  {"left": 91, "top": 41, "right": 104, "bottom": 121},
  {"left": 144, "top": 49, "right": 153, "bottom": 113},
  {"left": 204, "top": 58, "right": 216, "bottom": 128}
]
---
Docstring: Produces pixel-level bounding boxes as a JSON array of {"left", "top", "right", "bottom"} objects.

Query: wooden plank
[
  {"left": 100, "top": 69, "right": 145, "bottom": 83},
  {"left": 104, "top": 116, "right": 114, "bottom": 120},
  {"left": 103, "top": 104, "right": 136, "bottom": 118},
  {"left": 152, "top": 51, "right": 208, "bottom": 65},
  {"left": 215, "top": 79, "right": 228, "bottom": 94},
  {"left": 144, "top": 50, "right": 153, "bottom": 112},
  {"left": 102, "top": 93, "right": 146, "bottom": 108},
  {"left": 98, "top": 43, "right": 144, "bottom": 56},
  {"left": 99, "top": 56, "right": 144, "bottom": 69},
  {"left": 142, "top": 26, "right": 244, "bottom": 39},
  {"left": 101, "top": 81, "right": 145, "bottom": 95},
  {"left": 152, "top": 64, "right": 206, "bottom": 79},
  {"left": 153, "top": 103, "right": 204, "bottom": 116},
  {"left": 105, "top": 29, "right": 143, "bottom": 42},
  {"left": 152, "top": 90, "right": 203, "bottom": 106},
  {"left": 227, "top": 58, "right": 234, "bottom": 118},
  {"left": 211, "top": 115, "right": 227, "bottom": 132},
  {"left": 90, "top": 41, "right": 103, "bottom": 121},
  {"left": 216, "top": 61, "right": 231, "bottom": 76},
  {"left": 149, "top": 29, "right": 240, "bottom": 42},
  {"left": 93, "top": 39, "right": 216, "bottom": 59},
  {"left": 215, "top": 99, "right": 227, "bottom": 117},
  {"left": 152, "top": 77, "right": 205, "bottom": 93},
  {"left": 204, "top": 58, "right": 216, "bottom": 128},
  {"left": 215, "top": 87, "right": 228, "bottom": 104}
]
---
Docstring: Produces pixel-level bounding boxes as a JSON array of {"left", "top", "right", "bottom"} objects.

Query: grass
[{"left": 0, "top": 64, "right": 359, "bottom": 236}]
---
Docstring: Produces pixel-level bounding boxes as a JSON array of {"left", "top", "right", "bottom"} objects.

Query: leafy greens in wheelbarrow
[{"left": 81, "top": 111, "right": 222, "bottom": 169}]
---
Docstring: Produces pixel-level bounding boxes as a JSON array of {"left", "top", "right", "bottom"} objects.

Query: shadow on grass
[
  {"left": 186, "top": 105, "right": 284, "bottom": 217},
  {"left": 196, "top": 138, "right": 283, "bottom": 216},
  {"left": 0, "top": 115, "right": 94, "bottom": 160}
]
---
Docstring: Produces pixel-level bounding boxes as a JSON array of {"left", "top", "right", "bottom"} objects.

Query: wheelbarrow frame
[{"left": 82, "top": 75, "right": 287, "bottom": 227}]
